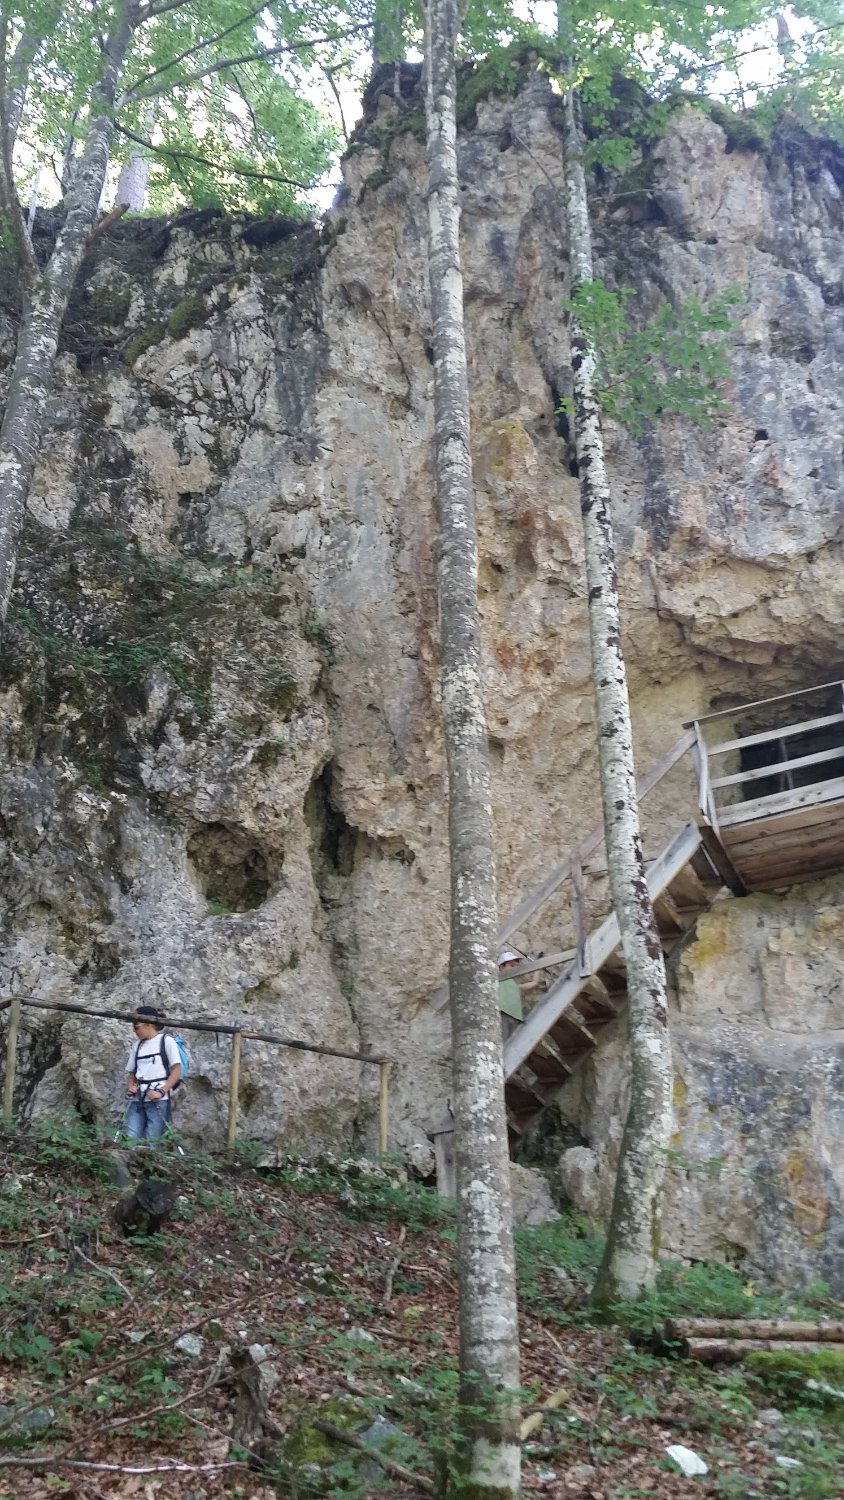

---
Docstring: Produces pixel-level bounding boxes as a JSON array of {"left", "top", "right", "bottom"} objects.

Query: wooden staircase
[
  {"left": 431, "top": 680, "right": 844, "bottom": 1184},
  {"left": 502, "top": 820, "right": 724, "bottom": 1137}
]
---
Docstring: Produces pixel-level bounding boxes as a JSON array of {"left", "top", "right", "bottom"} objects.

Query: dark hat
[{"left": 133, "top": 1005, "right": 164, "bottom": 1025}]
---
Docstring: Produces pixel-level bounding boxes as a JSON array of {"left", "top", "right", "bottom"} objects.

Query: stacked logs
[{"left": 662, "top": 1318, "right": 844, "bottom": 1364}]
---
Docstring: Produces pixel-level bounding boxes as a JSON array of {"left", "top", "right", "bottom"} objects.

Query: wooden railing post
[
  {"left": 2, "top": 999, "right": 21, "bottom": 1126},
  {"left": 378, "top": 1060, "right": 390, "bottom": 1158},
  {"left": 226, "top": 1031, "right": 242, "bottom": 1154},
  {"left": 693, "top": 722, "right": 716, "bottom": 830},
  {"left": 571, "top": 851, "right": 588, "bottom": 976}
]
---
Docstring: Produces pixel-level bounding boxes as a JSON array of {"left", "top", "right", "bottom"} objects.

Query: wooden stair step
[
  {"left": 526, "top": 1036, "right": 573, "bottom": 1078},
  {"left": 584, "top": 973, "right": 627, "bottom": 1012},
  {"left": 654, "top": 889, "right": 693, "bottom": 933},
  {"left": 550, "top": 1006, "right": 597, "bottom": 1047}
]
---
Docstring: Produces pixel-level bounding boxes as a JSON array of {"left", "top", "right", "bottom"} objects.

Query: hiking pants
[{"left": 126, "top": 1096, "right": 171, "bottom": 1146}]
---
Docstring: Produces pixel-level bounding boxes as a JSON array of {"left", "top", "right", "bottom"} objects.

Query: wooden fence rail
[{"left": 0, "top": 996, "right": 391, "bottom": 1158}]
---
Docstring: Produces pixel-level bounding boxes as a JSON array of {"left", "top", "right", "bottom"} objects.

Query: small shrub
[
  {"left": 124, "top": 323, "right": 166, "bottom": 364},
  {"left": 167, "top": 295, "right": 208, "bottom": 339}
]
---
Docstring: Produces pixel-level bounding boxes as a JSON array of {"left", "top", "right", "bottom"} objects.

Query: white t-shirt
[{"left": 127, "top": 1033, "right": 181, "bottom": 1091}]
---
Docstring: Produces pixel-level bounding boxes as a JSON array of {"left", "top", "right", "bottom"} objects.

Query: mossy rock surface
[
  {"left": 167, "top": 294, "right": 209, "bottom": 339},
  {"left": 284, "top": 1393, "right": 368, "bottom": 1465},
  {"left": 124, "top": 323, "right": 166, "bottom": 365}
]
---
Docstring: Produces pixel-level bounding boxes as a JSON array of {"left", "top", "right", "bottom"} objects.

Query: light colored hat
[{"left": 498, "top": 949, "right": 522, "bottom": 966}]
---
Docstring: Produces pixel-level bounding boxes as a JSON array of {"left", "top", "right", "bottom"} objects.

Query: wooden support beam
[
  {"left": 667, "top": 864, "right": 714, "bottom": 909},
  {"left": 571, "top": 850, "right": 588, "bottom": 976},
  {"left": 378, "top": 1060, "right": 390, "bottom": 1157},
  {"left": 433, "top": 1123, "right": 455, "bottom": 1197},
  {"left": 698, "top": 825, "right": 746, "bottom": 895},
  {"left": 226, "top": 1031, "right": 242, "bottom": 1154},
  {"left": 583, "top": 973, "right": 624, "bottom": 1014},
  {"left": 654, "top": 889, "right": 691, "bottom": 933},
  {"left": 2, "top": 999, "right": 21, "bottom": 1126}
]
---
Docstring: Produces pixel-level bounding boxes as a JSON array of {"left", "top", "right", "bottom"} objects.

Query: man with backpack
[{"left": 124, "top": 1005, "right": 186, "bottom": 1146}]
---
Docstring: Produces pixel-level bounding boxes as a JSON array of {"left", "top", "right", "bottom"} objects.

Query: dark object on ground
[{"left": 113, "top": 1177, "right": 178, "bottom": 1235}]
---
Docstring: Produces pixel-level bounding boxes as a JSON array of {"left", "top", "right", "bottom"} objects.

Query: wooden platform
[{"left": 719, "top": 790, "right": 844, "bottom": 891}]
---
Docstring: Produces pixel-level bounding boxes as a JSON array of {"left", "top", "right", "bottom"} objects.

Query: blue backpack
[{"left": 157, "top": 1030, "right": 190, "bottom": 1091}]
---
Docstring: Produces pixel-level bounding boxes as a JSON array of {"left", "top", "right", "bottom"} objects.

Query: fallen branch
[
  {"left": 73, "top": 1244, "right": 135, "bottom": 1305},
  {"left": 104, "top": 1352, "right": 227, "bottom": 1431},
  {"left": 313, "top": 1419, "right": 435, "bottom": 1495},
  {"left": 0, "top": 1457, "right": 249, "bottom": 1474}
]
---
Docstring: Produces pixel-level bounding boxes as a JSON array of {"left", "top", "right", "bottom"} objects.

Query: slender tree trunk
[
  {"left": 0, "top": 2, "right": 136, "bottom": 623},
  {"left": 560, "top": 81, "right": 673, "bottom": 1304},
  {"left": 115, "top": 150, "right": 148, "bottom": 212},
  {"left": 423, "top": 0, "right": 521, "bottom": 1492}
]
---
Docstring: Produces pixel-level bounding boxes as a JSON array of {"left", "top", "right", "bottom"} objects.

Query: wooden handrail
[
  {"left": 684, "top": 679, "right": 844, "bottom": 728},
  {"left": 712, "top": 742, "right": 844, "bottom": 792},
  {"left": 7, "top": 996, "right": 388, "bottom": 1064},
  {"left": 497, "top": 726, "right": 696, "bottom": 942},
  {"left": 1, "top": 996, "right": 391, "bottom": 1156},
  {"left": 708, "top": 710, "right": 844, "bottom": 758}
]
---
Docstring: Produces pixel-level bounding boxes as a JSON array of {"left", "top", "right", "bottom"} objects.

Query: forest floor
[{"left": 0, "top": 1123, "right": 842, "bottom": 1500}]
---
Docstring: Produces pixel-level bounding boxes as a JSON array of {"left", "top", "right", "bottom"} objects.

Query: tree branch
[
  {"left": 86, "top": 201, "right": 129, "bottom": 246},
  {"left": 5, "top": 15, "right": 53, "bottom": 153},
  {"left": 127, "top": 22, "right": 372, "bottom": 104},
  {"left": 123, "top": 2, "right": 266, "bottom": 100},
  {"left": 114, "top": 123, "right": 313, "bottom": 190},
  {"left": 139, "top": 0, "right": 198, "bottom": 20},
  {"left": 321, "top": 62, "right": 350, "bottom": 143},
  {"left": 313, "top": 1420, "right": 435, "bottom": 1495}
]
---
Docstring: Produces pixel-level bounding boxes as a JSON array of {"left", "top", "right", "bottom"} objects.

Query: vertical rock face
[{"left": 1, "top": 68, "right": 844, "bottom": 1284}]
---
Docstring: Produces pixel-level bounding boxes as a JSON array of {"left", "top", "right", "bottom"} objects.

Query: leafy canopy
[{"left": 6, "top": 0, "right": 372, "bottom": 214}]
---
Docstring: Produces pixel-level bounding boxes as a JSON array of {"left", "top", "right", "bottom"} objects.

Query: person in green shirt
[{"left": 497, "top": 948, "right": 543, "bottom": 1043}]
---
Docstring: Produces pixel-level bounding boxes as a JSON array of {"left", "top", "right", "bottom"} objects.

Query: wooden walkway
[{"left": 432, "top": 681, "right": 844, "bottom": 1167}]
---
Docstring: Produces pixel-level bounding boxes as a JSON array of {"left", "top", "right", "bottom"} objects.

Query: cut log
[
  {"left": 667, "top": 1318, "right": 844, "bottom": 1343},
  {"left": 685, "top": 1338, "right": 836, "bottom": 1364}
]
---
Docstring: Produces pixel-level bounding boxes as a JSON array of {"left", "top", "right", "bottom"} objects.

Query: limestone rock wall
[{"left": 1, "top": 69, "right": 844, "bottom": 1285}]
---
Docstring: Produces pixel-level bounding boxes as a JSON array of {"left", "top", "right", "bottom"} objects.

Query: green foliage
[
  {"left": 747, "top": 1349, "right": 844, "bottom": 1418},
  {"left": 456, "top": 40, "right": 555, "bottom": 126},
  {"left": 11, "top": 0, "right": 350, "bottom": 218},
  {"left": 514, "top": 1209, "right": 602, "bottom": 1317},
  {"left": 563, "top": 280, "right": 742, "bottom": 436},
  {"left": 166, "top": 295, "right": 209, "bottom": 339},
  {"left": 123, "top": 323, "right": 166, "bottom": 365},
  {"left": 700, "top": 98, "right": 771, "bottom": 152}
]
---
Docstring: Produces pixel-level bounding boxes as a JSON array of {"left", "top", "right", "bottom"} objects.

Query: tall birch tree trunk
[
  {"left": 560, "top": 77, "right": 673, "bottom": 1304},
  {"left": 423, "top": 0, "right": 521, "bottom": 1490},
  {"left": 0, "top": 1, "right": 136, "bottom": 623}
]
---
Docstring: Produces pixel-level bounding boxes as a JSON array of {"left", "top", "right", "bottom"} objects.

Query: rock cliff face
[{"left": 2, "top": 68, "right": 844, "bottom": 1286}]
